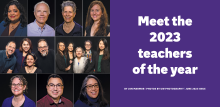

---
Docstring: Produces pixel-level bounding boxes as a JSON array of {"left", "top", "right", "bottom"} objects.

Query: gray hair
[
  {"left": 34, "top": 1, "right": 50, "bottom": 14},
  {"left": 61, "top": 1, "right": 76, "bottom": 13},
  {"left": 74, "top": 47, "right": 85, "bottom": 57},
  {"left": 7, "top": 41, "right": 16, "bottom": 46}
]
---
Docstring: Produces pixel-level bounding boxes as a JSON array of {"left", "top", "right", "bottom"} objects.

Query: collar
[
  {"left": 34, "top": 19, "right": 46, "bottom": 31},
  {"left": 86, "top": 94, "right": 98, "bottom": 103},
  {"left": 85, "top": 50, "right": 92, "bottom": 55},
  {"left": 46, "top": 94, "right": 64, "bottom": 105}
]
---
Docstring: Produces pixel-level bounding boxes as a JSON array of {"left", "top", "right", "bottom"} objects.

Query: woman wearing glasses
[
  {"left": 74, "top": 75, "right": 109, "bottom": 107},
  {"left": 56, "top": 42, "right": 71, "bottom": 73},
  {"left": 72, "top": 47, "right": 89, "bottom": 73},
  {"left": 1, "top": 75, "right": 36, "bottom": 107}
]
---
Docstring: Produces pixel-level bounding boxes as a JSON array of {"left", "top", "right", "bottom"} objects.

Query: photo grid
[{"left": 0, "top": 0, "right": 110, "bottom": 107}]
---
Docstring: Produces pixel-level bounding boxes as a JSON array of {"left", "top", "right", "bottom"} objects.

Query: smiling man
[
  {"left": 27, "top": 1, "right": 55, "bottom": 36},
  {"left": 37, "top": 74, "right": 73, "bottom": 107},
  {"left": 0, "top": 41, "right": 16, "bottom": 73}
]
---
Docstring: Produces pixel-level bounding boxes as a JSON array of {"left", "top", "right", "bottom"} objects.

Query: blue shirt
[
  {"left": 0, "top": 50, "right": 16, "bottom": 73},
  {"left": 27, "top": 20, "right": 55, "bottom": 36}
]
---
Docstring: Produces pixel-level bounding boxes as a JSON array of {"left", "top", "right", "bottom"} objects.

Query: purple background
[{"left": 111, "top": 0, "right": 220, "bottom": 106}]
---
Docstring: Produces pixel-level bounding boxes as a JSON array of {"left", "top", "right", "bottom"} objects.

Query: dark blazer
[
  {"left": 56, "top": 21, "right": 82, "bottom": 36},
  {"left": 56, "top": 53, "right": 68, "bottom": 73},
  {"left": 14, "top": 49, "right": 34, "bottom": 73},
  {"left": 85, "top": 51, "right": 110, "bottom": 73},
  {"left": 2, "top": 94, "right": 36, "bottom": 107},
  {"left": 67, "top": 52, "right": 74, "bottom": 73},
  {"left": 0, "top": 21, "right": 27, "bottom": 36}
]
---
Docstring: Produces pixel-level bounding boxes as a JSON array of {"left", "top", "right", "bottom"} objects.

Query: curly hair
[
  {"left": 85, "top": 1, "right": 109, "bottom": 36},
  {"left": 10, "top": 75, "right": 28, "bottom": 93},
  {"left": 3, "top": 0, "right": 27, "bottom": 27}
]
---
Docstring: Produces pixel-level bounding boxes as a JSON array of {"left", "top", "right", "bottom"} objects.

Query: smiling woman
[
  {"left": 1, "top": 75, "right": 36, "bottom": 107},
  {"left": 56, "top": 1, "right": 82, "bottom": 36},
  {"left": 0, "top": 0, "right": 27, "bottom": 36}
]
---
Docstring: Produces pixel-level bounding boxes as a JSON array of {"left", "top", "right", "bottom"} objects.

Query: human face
[
  {"left": 99, "top": 40, "right": 105, "bottom": 50},
  {"left": 85, "top": 42, "right": 91, "bottom": 51},
  {"left": 8, "top": 5, "right": 20, "bottom": 22},
  {"left": 62, "top": 6, "right": 75, "bottom": 23},
  {"left": 58, "top": 42, "right": 65, "bottom": 52},
  {"left": 38, "top": 41, "right": 48, "bottom": 56},
  {"left": 68, "top": 43, "right": 73, "bottom": 52},
  {"left": 76, "top": 48, "right": 82, "bottom": 58},
  {"left": 34, "top": 3, "right": 49, "bottom": 25},
  {"left": 90, "top": 4, "right": 102, "bottom": 22},
  {"left": 26, "top": 55, "right": 35, "bottom": 67},
  {"left": 46, "top": 78, "right": 63, "bottom": 100},
  {"left": 22, "top": 41, "right": 30, "bottom": 52},
  {"left": 11, "top": 78, "right": 26, "bottom": 96},
  {"left": 6, "top": 42, "right": 16, "bottom": 56},
  {"left": 86, "top": 78, "right": 99, "bottom": 98}
]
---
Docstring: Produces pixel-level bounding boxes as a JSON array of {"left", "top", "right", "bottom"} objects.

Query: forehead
[
  {"left": 76, "top": 48, "right": 82, "bottom": 51},
  {"left": 91, "top": 4, "right": 101, "bottom": 10},
  {"left": 99, "top": 40, "right": 104, "bottom": 44},
  {"left": 27, "top": 55, "right": 34, "bottom": 58},
  {"left": 64, "top": 6, "right": 73, "bottom": 11},
  {"left": 9, "top": 5, "right": 18, "bottom": 10},
  {"left": 12, "top": 78, "right": 22, "bottom": 83},
  {"left": 68, "top": 43, "right": 73, "bottom": 46},
  {"left": 38, "top": 41, "right": 47, "bottom": 46},
  {"left": 22, "top": 41, "right": 29, "bottom": 44},
  {"left": 87, "top": 78, "right": 98, "bottom": 85},
  {"left": 48, "top": 78, "right": 63, "bottom": 84},
  {"left": 8, "top": 42, "right": 16, "bottom": 47},
  {"left": 36, "top": 3, "right": 49, "bottom": 10},
  {"left": 85, "top": 42, "right": 91, "bottom": 45},
  {"left": 59, "top": 42, "right": 64, "bottom": 45}
]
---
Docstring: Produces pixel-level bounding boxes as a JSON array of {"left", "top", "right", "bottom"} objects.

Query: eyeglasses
[
  {"left": 59, "top": 45, "right": 65, "bottom": 47},
  {"left": 86, "top": 84, "right": 99, "bottom": 90},
  {"left": 85, "top": 44, "right": 91, "bottom": 46},
  {"left": 48, "top": 83, "right": 63, "bottom": 89},
  {"left": 11, "top": 83, "right": 23, "bottom": 87},
  {"left": 38, "top": 46, "right": 48, "bottom": 49}
]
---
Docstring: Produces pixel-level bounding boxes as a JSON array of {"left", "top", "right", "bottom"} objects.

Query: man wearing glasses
[
  {"left": 37, "top": 74, "right": 73, "bottom": 107},
  {"left": 0, "top": 41, "right": 16, "bottom": 73},
  {"left": 35, "top": 39, "right": 54, "bottom": 73}
]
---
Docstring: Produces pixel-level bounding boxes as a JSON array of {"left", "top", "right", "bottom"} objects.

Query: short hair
[
  {"left": 38, "top": 39, "right": 48, "bottom": 47},
  {"left": 23, "top": 53, "right": 37, "bottom": 65},
  {"left": 61, "top": 1, "right": 76, "bottom": 13},
  {"left": 6, "top": 41, "right": 16, "bottom": 46},
  {"left": 34, "top": 1, "right": 50, "bottom": 14},
  {"left": 3, "top": 0, "right": 27, "bottom": 27},
  {"left": 47, "top": 74, "right": 64, "bottom": 85},
  {"left": 74, "top": 47, "right": 85, "bottom": 57},
  {"left": 19, "top": 38, "right": 32, "bottom": 53},
  {"left": 78, "top": 75, "right": 108, "bottom": 106},
  {"left": 84, "top": 40, "right": 92, "bottom": 46},
  {"left": 10, "top": 75, "right": 28, "bottom": 93}
]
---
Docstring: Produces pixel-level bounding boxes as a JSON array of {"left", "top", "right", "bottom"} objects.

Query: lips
[
  {"left": 52, "top": 91, "right": 58, "bottom": 95},
  {"left": 10, "top": 16, "right": 15, "bottom": 18}
]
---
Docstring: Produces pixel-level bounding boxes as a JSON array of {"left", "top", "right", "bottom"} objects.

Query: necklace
[{"left": 26, "top": 66, "right": 35, "bottom": 73}]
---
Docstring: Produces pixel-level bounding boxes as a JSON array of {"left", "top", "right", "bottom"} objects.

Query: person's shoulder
[
  {"left": 75, "top": 22, "right": 82, "bottom": 29},
  {"left": 74, "top": 100, "right": 87, "bottom": 107},
  {"left": 45, "top": 24, "right": 55, "bottom": 31},
  {"left": 56, "top": 23, "right": 63, "bottom": 30},
  {"left": 85, "top": 25, "right": 91, "bottom": 30},
  {"left": 24, "top": 95, "right": 36, "bottom": 106},
  {"left": 2, "top": 96, "right": 13, "bottom": 106},
  {"left": 37, "top": 95, "right": 47, "bottom": 104},
  {"left": 27, "top": 22, "right": 35, "bottom": 27},
  {"left": 61, "top": 96, "right": 73, "bottom": 105},
  {"left": 0, "top": 50, "right": 5, "bottom": 54}
]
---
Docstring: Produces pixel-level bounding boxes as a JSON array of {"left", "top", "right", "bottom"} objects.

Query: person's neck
[
  {"left": 77, "top": 57, "right": 81, "bottom": 61},
  {"left": 68, "top": 51, "right": 73, "bottom": 54},
  {"left": 86, "top": 50, "right": 90, "bottom": 54},
  {"left": 36, "top": 21, "right": 46, "bottom": 30},
  {"left": 26, "top": 66, "right": 34, "bottom": 70},
  {"left": 6, "top": 51, "right": 10, "bottom": 59},
  {"left": 99, "top": 50, "right": 104, "bottom": 55},
  {"left": 52, "top": 96, "right": 60, "bottom": 104},
  {"left": 93, "top": 20, "right": 100, "bottom": 25},
  {"left": 23, "top": 51, "right": 28, "bottom": 57},
  {"left": 59, "top": 50, "right": 64, "bottom": 55},
  {"left": 13, "top": 94, "right": 24, "bottom": 102},
  {"left": 10, "top": 20, "right": 20, "bottom": 26},
  {"left": 64, "top": 21, "right": 75, "bottom": 27}
]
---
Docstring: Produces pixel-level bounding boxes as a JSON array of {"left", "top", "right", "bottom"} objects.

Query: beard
[{"left": 41, "top": 50, "right": 48, "bottom": 57}]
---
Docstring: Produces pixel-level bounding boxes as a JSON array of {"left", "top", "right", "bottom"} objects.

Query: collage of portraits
[{"left": 0, "top": 0, "right": 110, "bottom": 107}]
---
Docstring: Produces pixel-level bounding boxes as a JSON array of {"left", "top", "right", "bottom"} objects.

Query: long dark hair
[
  {"left": 97, "top": 38, "right": 109, "bottom": 60},
  {"left": 57, "top": 42, "right": 67, "bottom": 58},
  {"left": 19, "top": 38, "right": 32, "bottom": 53},
  {"left": 3, "top": 0, "right": 27, "bottom": 27},
  {"left": 85, "top": 1, "right": 109, "bottom": 36},
  {"left": 78, "top": 75, "right": 108, "bottom": 106}
]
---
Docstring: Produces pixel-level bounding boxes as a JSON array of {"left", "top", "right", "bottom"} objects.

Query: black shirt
[
  {"left": 1, "top": 25, "right": 19, "bottom": 36},
  {"left": 19, "top": 67, "right": 42, "bottom": 73},
  {"left": 35, "top": 49, "right": 54, "bottom": 73},
  {"left": 56, "top": 22, "right": 82, "bottom": 36}
]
